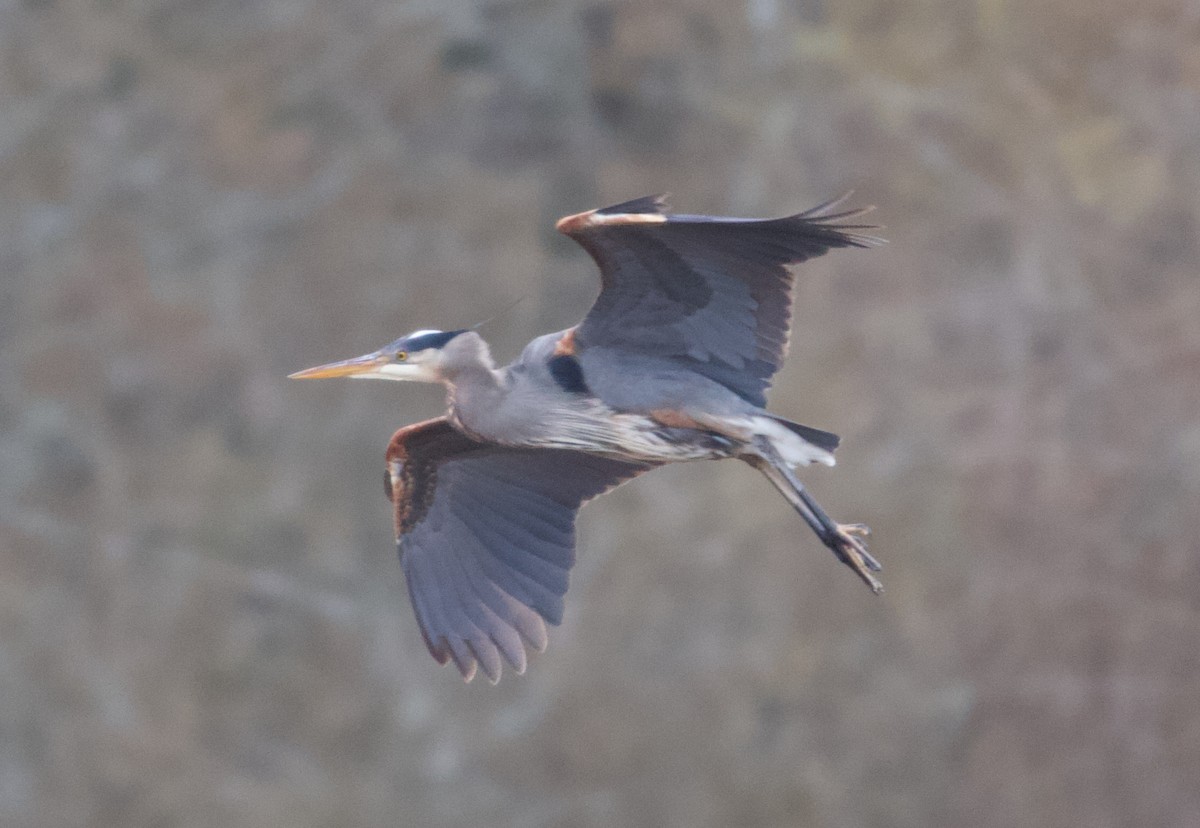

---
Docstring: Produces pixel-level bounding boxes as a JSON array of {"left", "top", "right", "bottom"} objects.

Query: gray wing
[
  {"left": 385, "top": 417, "right": 654, "bottom": 683},
  {"left": 556, "top": 195, "right": 882, "bottom": 408}
]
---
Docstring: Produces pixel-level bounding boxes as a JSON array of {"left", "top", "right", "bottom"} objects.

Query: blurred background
[{"left": 2, "top": 1, "right": 1199, "bottom": 826}]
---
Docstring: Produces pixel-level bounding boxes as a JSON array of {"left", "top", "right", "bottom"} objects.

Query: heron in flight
[{"left": 291, "top": 194, "right": 883, "bottom": 683}]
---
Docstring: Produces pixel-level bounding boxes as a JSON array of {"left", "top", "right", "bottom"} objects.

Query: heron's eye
[{"left": 395, "top": 352, "right": 408, "bottom": 362}]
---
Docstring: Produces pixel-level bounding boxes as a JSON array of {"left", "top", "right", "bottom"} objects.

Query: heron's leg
[{"left": 743, "top": 442, "right": 883, "bottom": 593}]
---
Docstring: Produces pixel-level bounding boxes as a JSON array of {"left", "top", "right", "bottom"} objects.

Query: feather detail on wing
[
  {"left": 557, "top": 194, "right": 883, "bottom": 407},
  {"left": 385, "top": 417, "right": 654, "bottom": 683}
]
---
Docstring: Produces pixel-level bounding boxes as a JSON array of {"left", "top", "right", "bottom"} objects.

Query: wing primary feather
[
  {"left": 401, "top": 553, "right": 451, "bottom": 665},
  {"left": 467, "top": 639, "right": 503, "bottom": 684},
  {"left": 444, "top": 530, "right": 547, "bottom": 660},
  {"left": 446, "top": 638, "right": 477, "bottom": 683},
  {"left": 446, "top": 509, "right": 566, "bottom": 624},
  {"left": 432, "top": 533, "right": 509, "bottom": 682},
  {"left": 406, "top": 531, "right": 491, "bottom": 683},
  {"left": 438, "top": 533, "right": 530, "bottom": 674}
]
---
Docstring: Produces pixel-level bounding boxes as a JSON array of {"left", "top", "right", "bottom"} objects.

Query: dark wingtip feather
[
  {"left": 468, "top": 640, "right": 503, "bottom": 684},
  {"left": 824, "top": 227, "right": 888, "bottom": 248},
  {"left": 447, "top": 639, "right": 478, "bottom": 683},
  {"left": 494, "top": 630, "right": 528, "bottom": 675},
  {"left": 792, "top": 194, "right": 887, "bottom": 247},
  {"left": 428, "top": 636, "right": 451, "bottom": 666}
]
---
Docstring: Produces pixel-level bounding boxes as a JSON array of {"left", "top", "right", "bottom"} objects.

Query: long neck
[{"left": 439, "top": 332, "right": 504, "bottom": 420}]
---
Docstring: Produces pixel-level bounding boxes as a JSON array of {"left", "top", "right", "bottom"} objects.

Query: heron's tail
[
  {"left": 746, "top": 415, "right": 837, "bottom": 468},
  {"left": 674, "top": 409, "right": 838, "bottom": 467},
  {"left": 767, "top": 416, "right": 840, "bottom": 455}
]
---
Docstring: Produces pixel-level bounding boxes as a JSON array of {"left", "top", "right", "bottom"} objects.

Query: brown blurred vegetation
[{"left": 2, "top": 1, "right": 1199, "bottom": 826}]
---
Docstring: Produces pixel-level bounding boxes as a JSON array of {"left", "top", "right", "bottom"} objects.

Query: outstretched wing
[
  {"left": 556, "top": 195, "right": 882, "bottom": 408},
  {"left": 385, "top": 417, "right": 654, "bottom": 683}
]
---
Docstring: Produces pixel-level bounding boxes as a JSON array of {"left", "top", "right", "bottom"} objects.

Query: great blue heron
[{"left": 290, "top": 194, "right": 883, "bottom": 683}]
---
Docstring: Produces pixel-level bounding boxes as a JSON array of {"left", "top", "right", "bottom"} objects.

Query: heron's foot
[{"left": 827, "top": 523, "right": 883, "bottom": 594}]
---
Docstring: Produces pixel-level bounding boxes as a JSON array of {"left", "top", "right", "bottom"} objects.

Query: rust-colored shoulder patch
[
  {"left": 552, "top": 326, "right": 578, "bottom": 357},
  {"left": 385, "top": 429, "right": 410, "bottom": 465},
  {"left": 384, "top": 417, "right": 463, "bottom": 531}
]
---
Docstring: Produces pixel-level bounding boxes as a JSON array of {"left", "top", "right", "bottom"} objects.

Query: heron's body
[
  {"left": 291, "top": 194, "right": 883, "bottom": 683},
  {"left": 441, "top": 329, "right": 768, "bottom": 463}
]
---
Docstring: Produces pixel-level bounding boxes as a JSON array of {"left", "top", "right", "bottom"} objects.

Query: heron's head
[{"left": 289, "top": 329, "right": 471, "bottom": 384}]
